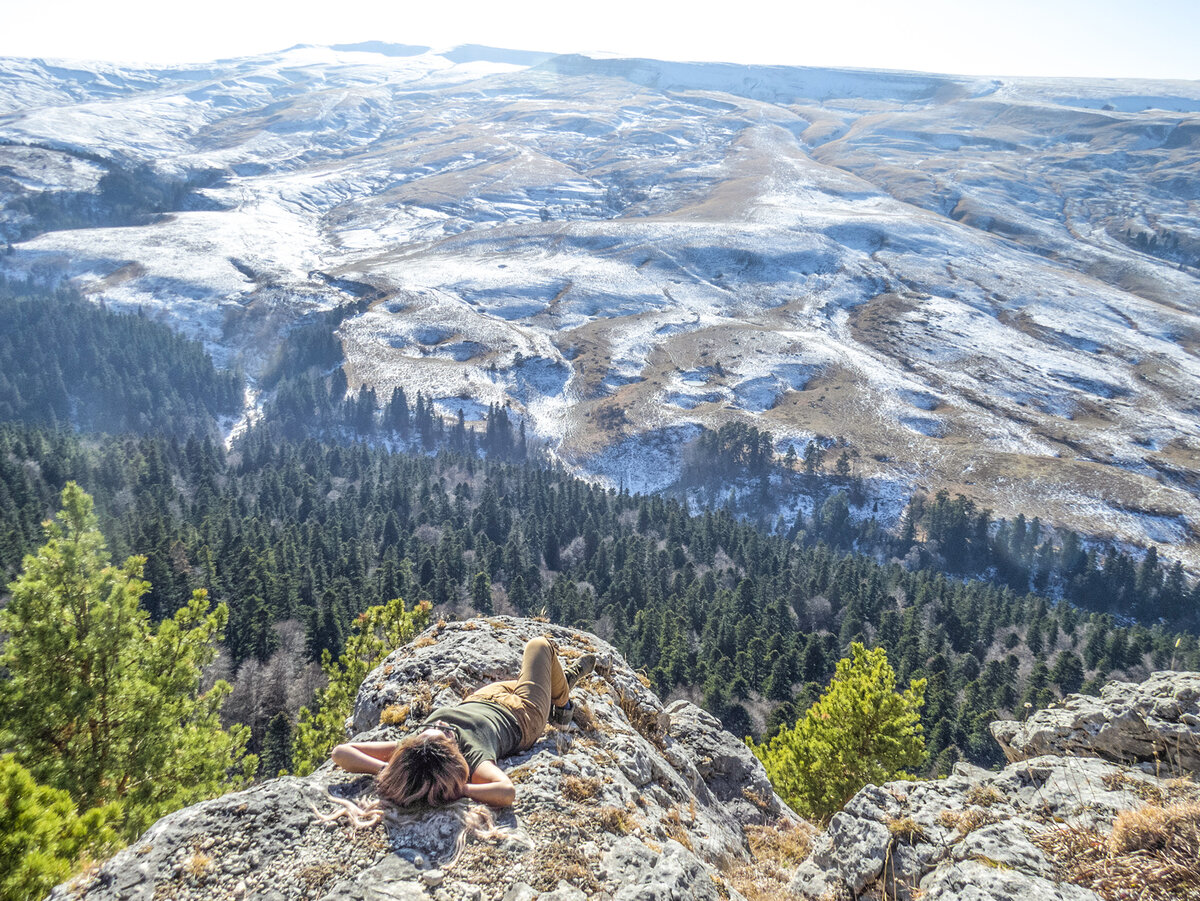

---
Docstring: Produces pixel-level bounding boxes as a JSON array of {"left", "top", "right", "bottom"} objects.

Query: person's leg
[
  {"left": 466, "top": 637, "right": 589, "bottom": 749},
  {"left": 514, "top": 635, "right": 571, "bottom": 711}
]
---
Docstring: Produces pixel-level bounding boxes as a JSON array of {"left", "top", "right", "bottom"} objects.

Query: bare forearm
[
  {"left": 463, "top": 781, "right": 515, "bottom": 807},
  {"left": 330, "top": 744, "right": 386, "bottom": 775}
]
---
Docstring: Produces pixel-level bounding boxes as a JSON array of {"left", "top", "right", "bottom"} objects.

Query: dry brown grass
[
  {"left": 594, "top": 805, "right": 636, "bottom": 836},
  {"left": 1101, "top": 772, "right": 1200, "bottom": 806},
  {"left": 965, "top": 784, "right": 1004, "bottom": 808},
  {"left": 183, "top": 851, "right": 212, "bottom": 879},
  {"left": 886, "top": 816, "right": 928, "bottom": 845},
  {"left": 562, "top": 775, "right": 603, "bottom": 803},
  {"left": 411, "top": 635, "right": 437, "bottom": 649},
  {"left": 1034, "top": 802, "right": 1200, "bottom": 901},
  {"left": 508, "top": 764, "right": 534, "bottom": 784},
  {"left": 295, "top": 862, "right": 339, "bottom": 895},
  {"left": 938, "top": 806, "right": 1001, "bottom": 837},
  {"left": 528, "top": 842, "right": 598, "bottom": 893},
  {"left": 380, "top": 703, "right": 410, "bottom": 726},
  {"left": 570, "top": 699, "right": 598, "bottom": 733},
  {"left": 618, "top": 695, "right": 666, "bottom": 749},
  {"left": 741, "top": 787, "right": 775, "bottom": 813},
  {"left": 725, "top": 820, "right": 816, "bottom": 901},
  {"left": 662, "top": 806, "right": 694, "bottom": 851}
]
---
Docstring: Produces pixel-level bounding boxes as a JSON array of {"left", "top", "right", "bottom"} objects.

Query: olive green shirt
[{"left": 421, "top": 701, "right": 522, "bottom": 775}]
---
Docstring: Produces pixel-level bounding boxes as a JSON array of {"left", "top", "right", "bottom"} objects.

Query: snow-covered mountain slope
[{"left": 3, "top": 45, "right": 1200, "bottom": 560}]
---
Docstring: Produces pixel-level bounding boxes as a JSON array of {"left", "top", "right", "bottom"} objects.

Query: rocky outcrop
[
  {"left": 50, "top": 624, "right": 1200, "bottom": 901},
  {"left": 662, "top": 699, "right": 799, "bottom": 828},
  {"left": 790, "top": 671, "right": 1200, "bottom": 901},
  {"left": 991, "top": 671, "right": 1200, "bottom": 773},
  {"left": 54, "top": 617, "right": 793, "bottom": 901}
]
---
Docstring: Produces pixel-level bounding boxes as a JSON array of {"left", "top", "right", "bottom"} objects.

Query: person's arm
[
  {"left": 330, "top": 741, "right": 397, "bottom": 775},
  {"left": 462, "top": 759, "right": 515, "bottom": 807}
]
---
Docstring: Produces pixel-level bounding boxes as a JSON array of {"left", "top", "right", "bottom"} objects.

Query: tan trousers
[{"left": 465, "top": 636, "right": 570, "bottom": 749}]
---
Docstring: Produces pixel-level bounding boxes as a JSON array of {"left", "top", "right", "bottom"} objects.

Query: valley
[{"left": 3, "top": 44, "right": 1199, "bottom": 560}]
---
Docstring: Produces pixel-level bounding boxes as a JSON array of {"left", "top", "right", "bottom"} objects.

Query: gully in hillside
[{"left": 329, "top": 637, "right": 595, "bottom": 813}]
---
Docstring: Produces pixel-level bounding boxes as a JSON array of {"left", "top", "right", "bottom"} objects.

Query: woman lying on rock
[{"left": 329, "top": 636, "right": 595, "bottom": 812}]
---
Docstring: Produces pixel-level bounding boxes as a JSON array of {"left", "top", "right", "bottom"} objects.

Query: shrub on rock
[{"left": 749, "top": 642, "right": 926, "bottom": 822}]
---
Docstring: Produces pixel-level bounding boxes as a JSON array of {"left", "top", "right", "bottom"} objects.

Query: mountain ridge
[{"left": 2, "top": 44, "right": 1199, "bottom": 562}]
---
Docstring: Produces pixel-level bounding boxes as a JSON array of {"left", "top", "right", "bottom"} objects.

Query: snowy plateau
[{"left": 2, "top": 43, "right": 1200, "bottom": 563}]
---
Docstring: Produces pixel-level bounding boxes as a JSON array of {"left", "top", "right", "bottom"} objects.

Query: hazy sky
[{"left": 4, "top": 0, "right": 1199, "bottom": 80}]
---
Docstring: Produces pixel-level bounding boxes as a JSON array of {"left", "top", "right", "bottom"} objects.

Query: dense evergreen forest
[
  {"left": 1, "top": 424, "right": 1197, "bottom": 777},
  {"left": 0, "top": 276, "right": 242, "bottom": 436},
  {"left": 0, "top": 286, "right": 1198, "bottom": 781}
]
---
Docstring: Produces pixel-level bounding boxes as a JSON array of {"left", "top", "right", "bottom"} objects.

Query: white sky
[{"left": 3, "top": 0, "right": 1199, "bottom": 80}]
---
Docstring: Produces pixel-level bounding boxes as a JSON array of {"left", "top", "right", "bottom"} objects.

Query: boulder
[
  {"left": 991, "top": 671, "right": 1200, "bottom": 772},
  {"left": 786, "top": 756, "right": 1164, "bottom": 900},
  {"left": 53, "top": 617, "right": 793, "bottom": 901},
  {"left": 663, "top": 699, "right": 800, "bottom": 827}
]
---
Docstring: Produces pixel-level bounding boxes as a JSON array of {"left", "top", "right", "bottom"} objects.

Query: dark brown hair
[{"left": 376, "top": 731, "right": 470, "bottom": 808}]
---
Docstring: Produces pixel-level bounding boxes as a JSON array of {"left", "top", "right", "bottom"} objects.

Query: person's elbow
[{"left": 497, "top": 780, "right": 516, "bottom": 806}]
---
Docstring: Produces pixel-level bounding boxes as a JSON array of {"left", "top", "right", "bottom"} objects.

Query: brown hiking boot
[{"left": 563, "top": 653, "right": 596, "bottom": 692}]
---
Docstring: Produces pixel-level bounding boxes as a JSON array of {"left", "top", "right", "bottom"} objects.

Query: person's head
[{"left": 375, "top": 724, "right": 470, "bottom": 807}]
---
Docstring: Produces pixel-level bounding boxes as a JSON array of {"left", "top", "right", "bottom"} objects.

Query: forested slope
[{"left": 1, "top": 423, "right": 1196, "bottom": 775}]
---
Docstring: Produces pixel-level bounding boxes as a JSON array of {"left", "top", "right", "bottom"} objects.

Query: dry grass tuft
[
  {"left": 662, "top": 806, "right": 694, "bottom": 851},
  {"left": 1101, "top": 772, "right": 1200, "bottom": 806},
  {"left": 725, "top": 819, "right": 816, "bottom": 901},
  {"left": 594, "top": 805, "right": 636, "bottom": 835},
  {"left": 183, "top": 851, "right": 212, "bottom": 879},
  {"left": 509, "top": 765, "right": 534, "bottom": 784},
  {"left": 1108, "top": 802, "right": 1200, "bottom": 856},
  {"left": 741, "top": 787, "right": 775, "bottom": 813},
  {"left": 938, "top": 806, "right": 1000, "bottom": 837},
  {"left": 528, "top": 842, "right": 598, "bottom": 893},
  {"left": 886, "top": 816, "right": 928, "bottom": 844},
  {"left": 571, "top": 699, "right": 598, "bottom": 733},
  {"left": 1034, "top": 801, "right": 1200, "bottom": 901},
  {"left": 618, "top": 695, "right": 666, "bottom": 749},
  {"left": 965, "top": 784, "right": 1004, "bottom": 808},
  {"left": 380, "top": 703, "right": 410, "bottom": 726},
  {"left": 562, "top": 775, "right": 603, "bottom": 803},
  {"left": 411, "top": 635, "right": 437, "bottom": 649},
  {"left": 295, "top": 862, "right": 339, "bottom": 894}
]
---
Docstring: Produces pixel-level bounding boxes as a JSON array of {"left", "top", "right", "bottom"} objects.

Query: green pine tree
[
  {"left": 0, "top": 756, "right": 121, "bottom": 901},
  {"left": 0, "top": 483, "right": 255, "bottom": 840},
  {"left": 748, "top": 643, "right": 926, "bottom": 822},
  {"left": 261, "top": 712, "right": 294, "bottom": 778},
  {"left": 291, "top": 596, "right": 431, "bottom": 776}
]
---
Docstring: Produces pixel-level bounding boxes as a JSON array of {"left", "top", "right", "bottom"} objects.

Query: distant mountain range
[{"left": 2, "top": 44, "right": 1199, "bottom": 562}]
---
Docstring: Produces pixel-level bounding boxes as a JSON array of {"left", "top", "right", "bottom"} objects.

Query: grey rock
[
  {"left": 953, "top": 822, "right": 1054, "bottom": 878},
  {"left": 540, "top": 884, "right": 588, "bottom": 901},
  {"left": 790, "top": 810, "right": 891, "bottom": 897},
  {"left": 664, "top": 699, "right": 798, "bottom": 825},
  {"left": 53, "top": 618, "right": 757, "bottom": 901},
  {"left": 607, "top": 840, "right": 726, "bottom": 901},
  {"left": 822, "top": 812, "right": 892, "bottom": 893},
  {"left": 919, "top": 859, "right": 1102, "bottom": 901},
  {"left": 789, "top": 739, "right": 1194, "bottom": 899},
  {"left": 992, "top": 671, "right": 1200, "bottom": 773}
]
